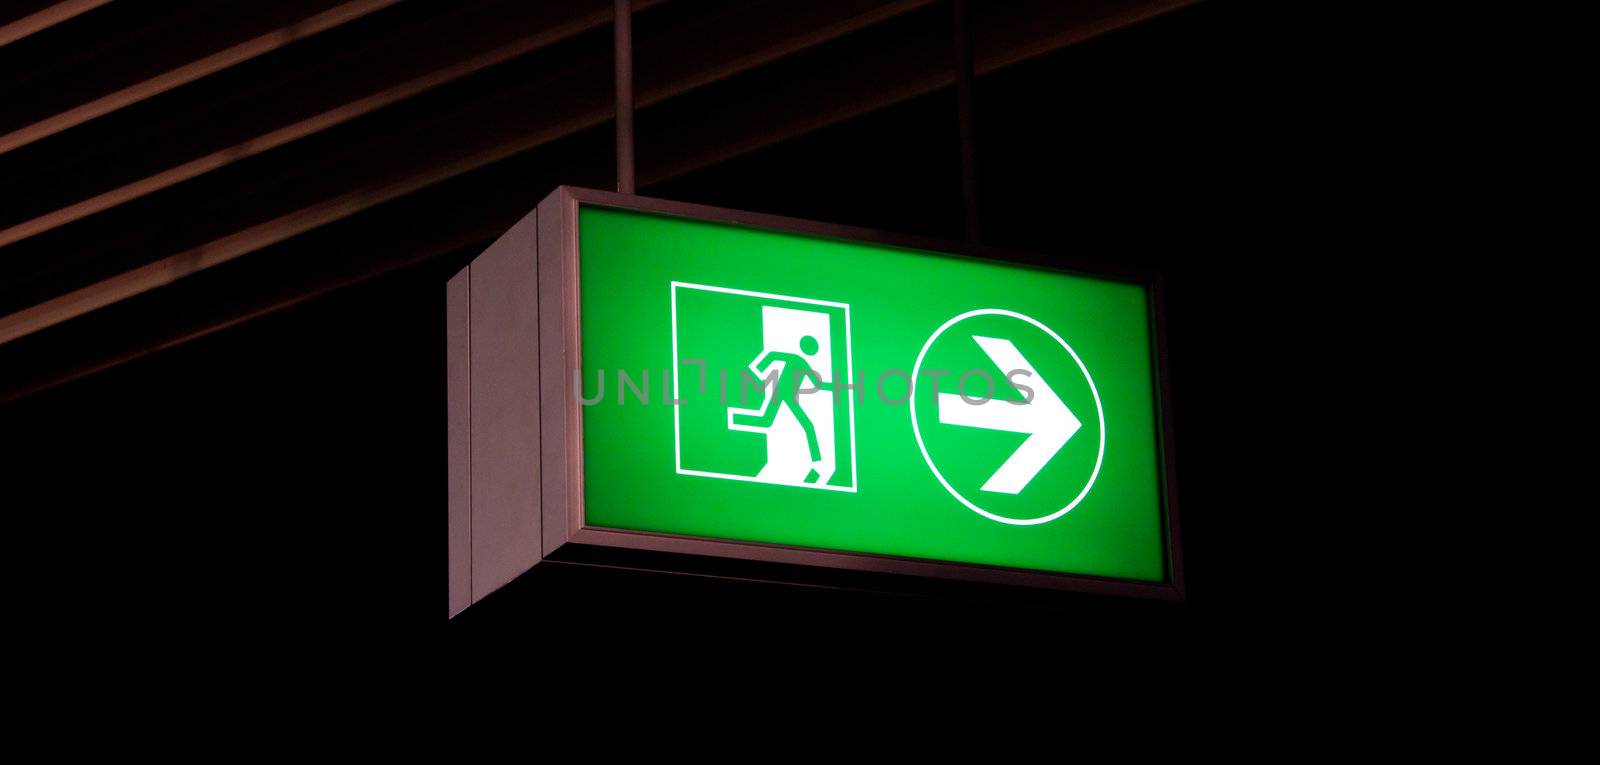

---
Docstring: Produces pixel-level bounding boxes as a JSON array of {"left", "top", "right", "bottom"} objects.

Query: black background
[{"left": 1, "top": 1, "right": 1342, "bottom": 668}]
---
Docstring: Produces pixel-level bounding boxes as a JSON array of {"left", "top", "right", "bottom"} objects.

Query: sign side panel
[
  {"left": 469, "top": 209, "right": 541, "bottom": 599},
  {"left": 447, "top": 265, "right": 472, "bottom": 617},
  {"left": 538, "top": 189, "right": 575, "bottom": 557}
]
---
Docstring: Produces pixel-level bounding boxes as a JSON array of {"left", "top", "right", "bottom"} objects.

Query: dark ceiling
[
  {"left": 0, "top": 0, "right": 1195, "bottom": 402},
  {"left": 0, "top": 0, "right": 1330, "bottom": 646}
]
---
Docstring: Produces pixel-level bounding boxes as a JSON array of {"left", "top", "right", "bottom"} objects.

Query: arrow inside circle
[{"left": 937, "top": 336, "right": 1081, "bottom": 494}]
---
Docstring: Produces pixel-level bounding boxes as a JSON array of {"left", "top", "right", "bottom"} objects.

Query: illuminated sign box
[{"left": 448, "top": 186, "right": 1182, "bottom": 615}]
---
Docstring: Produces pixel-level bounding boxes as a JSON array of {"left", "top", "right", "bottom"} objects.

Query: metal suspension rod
[
  {"left": 952, "top": 0, "right": 979, "bottom": 243},
  {"left": 614, "top": 0, "right": 635, "bottom": 194}
]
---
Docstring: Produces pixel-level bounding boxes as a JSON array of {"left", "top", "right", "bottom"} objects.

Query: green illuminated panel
[{"left": 578, "top": 205, "right": 1167, "bottom": 581}]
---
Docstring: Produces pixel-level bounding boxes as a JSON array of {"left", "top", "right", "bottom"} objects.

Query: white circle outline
[{"left": 910, "top": 309, "right": 1106, "bottom": 526}]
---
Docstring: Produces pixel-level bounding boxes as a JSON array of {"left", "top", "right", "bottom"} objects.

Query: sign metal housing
[{"left": 448, "top": 186, "right": 1184, "bottom": 615}]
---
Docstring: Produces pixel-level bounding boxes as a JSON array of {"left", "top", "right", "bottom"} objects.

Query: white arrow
[{"left": 937, "top": 336, "right": 1080, "bottom": 494}]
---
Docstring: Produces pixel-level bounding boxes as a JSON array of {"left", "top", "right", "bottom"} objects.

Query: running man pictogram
[{"left": 732, "top": 334, "right": 833, "bottom": 475}]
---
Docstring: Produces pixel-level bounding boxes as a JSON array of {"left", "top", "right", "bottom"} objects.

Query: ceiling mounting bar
[
  {"left": 952, "top": 0, "right": 979, "bottom": 244},
  {"left": 615, "top": 0, "right": 635, "bottom": 194}
]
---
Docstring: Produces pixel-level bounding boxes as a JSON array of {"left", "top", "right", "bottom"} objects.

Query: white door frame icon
[{"left": 670, "top": 282, "right": 858, "bottom": 492}]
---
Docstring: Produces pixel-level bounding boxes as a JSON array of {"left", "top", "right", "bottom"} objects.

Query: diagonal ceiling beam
[
  {"left": 0, "top": 0, "right": 938, "bottom": 345},
  {"left": 0, "top": 0, "right": 666, "bottom": 248},
  {"left": 0, "top": 0, "right": 400, "bottom": 155},
  {"left": 0, "top": 0, "right": 111, "bottom": 48},
  {"left": 645, "top": 0, "right": 1196, "bottom": 185},
  {"left": 0, "top": 0, "right": 1194, "bottom": 348}
]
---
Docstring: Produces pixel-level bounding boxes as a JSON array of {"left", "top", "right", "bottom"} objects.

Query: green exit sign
[{"left": 447, "top": 186, "right": 1182, "bottom": 615}]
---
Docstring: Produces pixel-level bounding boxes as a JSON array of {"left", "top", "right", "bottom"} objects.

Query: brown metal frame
[{"left": 537, "top": 185, "right": 1185, "bottom": 602}]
